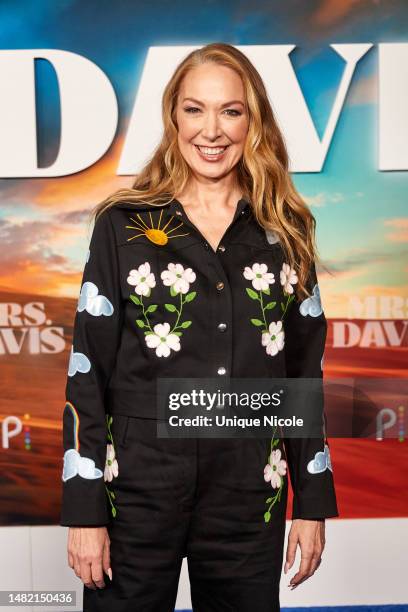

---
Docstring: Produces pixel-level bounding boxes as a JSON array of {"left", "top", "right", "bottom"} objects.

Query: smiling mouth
[{"left": 194, "top": 144, "right": 230, "bottom": 158}]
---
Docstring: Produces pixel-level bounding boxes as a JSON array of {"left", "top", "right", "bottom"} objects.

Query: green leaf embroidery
[
  {"left": 246, "top": 287, "right": 259, "bottom": 300},
  {"left": 129, "top": 263, "right": 197, "bottom": 353},
  {"left": 145, "top": 304, "right": 158, "bottom": 313},
  {"left": 250, "top": 318, "right": 264, "bottom": 326},
  {"left": 165, "top": 303, "right": 177, "bottom": 312},
  {"left": 185, "top": 291, "right": 197, "bottom": 302}
]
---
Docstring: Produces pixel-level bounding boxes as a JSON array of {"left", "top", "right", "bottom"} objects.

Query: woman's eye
[
  {"left": 183, "top": 107, "right": 242, "bottom": 116},
  {"left": 224, "top": 109, "right": 242, "bottom": 117}
]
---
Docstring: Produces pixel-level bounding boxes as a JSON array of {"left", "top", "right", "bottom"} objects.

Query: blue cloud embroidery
[
  {"left": 78, "top": 281, "right": 114, "bottom": 317},
  {"left": 299, "top": 283, "right": 323, "bottom": 317},
  {"left": 68, "top": 346, "right": 91, "bottom": 377},
  {"left": 307, "top": 444, "right": 333, "bottom": 474},
  {"left": 62, "top": 448, "right": 103, "bottom": 481}
]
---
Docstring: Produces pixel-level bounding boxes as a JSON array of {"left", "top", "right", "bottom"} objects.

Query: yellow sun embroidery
[{"left": 126, "top": 208, "right": 190, "bottom": 246}]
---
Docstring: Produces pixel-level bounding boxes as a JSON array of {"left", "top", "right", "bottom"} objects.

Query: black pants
[{"left": 83, "top": 415, "right": 288, "bottom": 611}]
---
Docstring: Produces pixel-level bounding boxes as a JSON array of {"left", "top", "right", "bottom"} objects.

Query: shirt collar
[{"left": 168, "top": 196, "right": 251, "bottom": 221}]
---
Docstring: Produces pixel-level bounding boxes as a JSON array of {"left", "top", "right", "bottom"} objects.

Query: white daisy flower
[
  {"left": 243, "top": 263, "right": 275, "bottom": 291},
  {"left": 261, "top": 320, "right": 285, "bottom": 357},
  {"left": 127, "top": 262, "right": 156, "bottom": 296},
  {"left": 161, "top": 263, "right": 196, "bottom": 294},
  {"left": 145, "top": 322, "right": 181, "bottom": 357},
  {"left": 264, "top": 449, "right": 287, "bottom": 489},
  {"left": 104, "top": 444, "right": 119, "bottom": 482},
  {"left": 280, "top": 263, "right": 298, "bottom": 294}
]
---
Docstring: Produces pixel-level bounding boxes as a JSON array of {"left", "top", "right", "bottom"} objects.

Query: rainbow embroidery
[
  {"left": 65, "top": 401, "right": 80, "bottom": 451},
  {"left": 61, "top": 401, "right": 103, "bottom": 481}
]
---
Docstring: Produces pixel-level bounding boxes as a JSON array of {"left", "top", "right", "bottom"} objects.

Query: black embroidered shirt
[{"left": 60, "top": 197, "right": 339, "bottom": 526}]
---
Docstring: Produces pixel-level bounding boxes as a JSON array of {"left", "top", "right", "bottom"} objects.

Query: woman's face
[{"left": 175, "top": 63, "right": 249, "bottom": 181}]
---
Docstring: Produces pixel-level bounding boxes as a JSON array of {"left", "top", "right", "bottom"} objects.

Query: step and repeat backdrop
[{"left": 0, "top": 0, "right": 407, "bottom": 609}]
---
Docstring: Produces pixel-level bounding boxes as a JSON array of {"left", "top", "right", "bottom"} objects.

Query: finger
[
  {"left": 284, "top": 533, "right": 299, "bottom": 574},
  {"left": 102, "top": 540, "right": 112, "bottom": 581},
  {"left": 91, "top": 559, "right": 106, "bottom": 589},
  {"left": 308, "top": 550, "right": 324, "bottom": 577},
  {"left": 290, "top": 558, "right": 322, "bottom": 589},
  {"left": 290, "top": 572, "right": 310, "bottom": 589},
  {"left": 68, "top": 552, "right": 74, "bottom": 569},
  {"left": 301, "top": 556, "right": 319, "bottom": 582},
  {"left": 73, "top": 554, "right": 81, "bottom": 579},
  {"left": 289, "top": 549, "right": 314, "bottom": 587},
  {"left": 308, "top": 530, "right": 324, "bottom": 577},
  {"left": 81, "top": 560, "right": 96, "bottom": 590},
  {"left": 67, "top": 532, "right": 74, "bottom": 569},
  {"left": 314, "top": 555, "right": 322, "bottom": 573}
]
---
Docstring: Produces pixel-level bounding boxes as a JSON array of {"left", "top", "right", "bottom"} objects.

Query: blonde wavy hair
[{"left": 91, "top": 42, "right": 324, "bottom": 301}]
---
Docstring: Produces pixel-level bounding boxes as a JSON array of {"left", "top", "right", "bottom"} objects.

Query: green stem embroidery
[
  {"left": 104, "top": 484, "right": 117, "bottom": 518},
  {"left": 169, "top": 292, "right": 184, "bottom": 333},
  {"left": 104, "top": 413, "right": 118, "bottom": 519},
  {"left": 258, "top": 289, "right": 268, "bottom": 331},
  {"left": 129, "top": 273, "right": 196, "bottom": 342},
  {"left": 263, "top": 426, "right": 286, "bottom": 524},
  {"left": 280, "top": 292, "right": 295, "bottom": 320},
  {"left": 139, "top": 295, "right": 155, "bottom": 332},
  {"left": 164, "top": 286, "right": 195, "bottom": 335},
  {"left": 247, "top": 286, "right": 277, "bottom": 331},
  {"left": 106, "top": 413, "right": 113, "bottom": 443}
]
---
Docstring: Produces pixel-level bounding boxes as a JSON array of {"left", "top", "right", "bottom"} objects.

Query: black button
[
  {"left": 203, "top": 242, "right": 209, "bottom": 250},
  {"left": 217, "top": 322, "right": 227, "bottom": 332},
  {"left": 216, "top": 281, "right": 224, "bottom": 291}
]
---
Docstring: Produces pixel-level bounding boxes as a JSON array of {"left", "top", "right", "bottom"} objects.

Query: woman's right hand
[{"left": 67, "top": 526, "right": 112, "bottom": 590}]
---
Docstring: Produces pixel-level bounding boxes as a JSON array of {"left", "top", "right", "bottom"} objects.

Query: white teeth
[{"left": 197, "top": 145, "right": 227, "bottom": 155}]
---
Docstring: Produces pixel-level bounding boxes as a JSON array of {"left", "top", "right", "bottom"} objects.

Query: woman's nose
[{"left": 200, "top": 112, "right": 222, "bottom": 140}]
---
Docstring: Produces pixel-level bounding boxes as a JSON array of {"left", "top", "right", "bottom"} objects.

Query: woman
[{"left": 60, "top": 42, "right": 339, "bottom": 611}]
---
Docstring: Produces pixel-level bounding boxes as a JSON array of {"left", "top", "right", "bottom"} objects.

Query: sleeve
[
  {"left": 282, "top": 260, "right": 339, "bottom": 520},
  {"left": 60, "top": 209, "right": 123, "bottom": 526}
]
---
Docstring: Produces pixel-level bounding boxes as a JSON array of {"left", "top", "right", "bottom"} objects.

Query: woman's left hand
[{"left": 284, "top": 518, "right": 325, "bottom": 589}]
